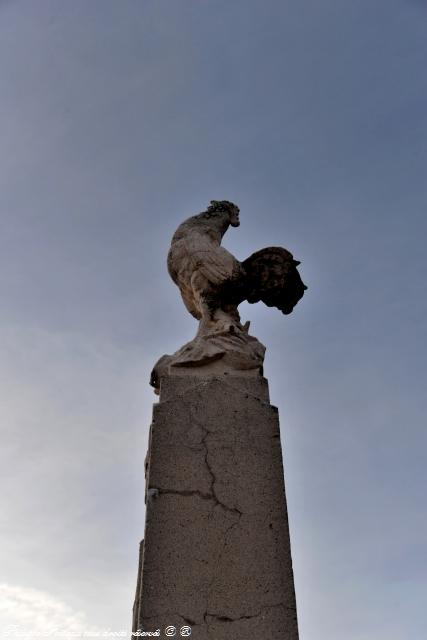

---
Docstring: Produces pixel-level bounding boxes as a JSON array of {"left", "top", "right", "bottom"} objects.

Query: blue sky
[{"left": 0, "top": 1, "right": 426, "bottom": 638}]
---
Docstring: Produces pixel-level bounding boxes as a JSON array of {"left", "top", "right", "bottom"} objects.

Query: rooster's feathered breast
[{"left": 167, "top": 222, "right": 244, "bottom": 319}]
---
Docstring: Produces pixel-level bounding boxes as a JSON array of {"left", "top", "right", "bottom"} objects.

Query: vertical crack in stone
[
  {"left": 204, "top": 510, "right": 242, "bottom": 624},
  {"left": 201, "top": 428, "right": 242, "bottom": 518}
]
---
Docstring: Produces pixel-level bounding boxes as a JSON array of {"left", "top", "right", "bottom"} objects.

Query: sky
[{"left": 0, "top": 0, "right": 426, "bottom": 638}]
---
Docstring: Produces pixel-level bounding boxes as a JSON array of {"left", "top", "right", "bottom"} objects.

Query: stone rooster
[
  {"left": 151, "top": 200, "right": 307, "bottom": 390},
  {"left": 167, "top": 200, "right": 307, "bottom": 334}
]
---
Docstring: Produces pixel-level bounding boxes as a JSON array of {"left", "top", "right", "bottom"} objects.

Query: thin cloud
[{"left": 0, "top": 583, "right": 96, "bottom": 637}]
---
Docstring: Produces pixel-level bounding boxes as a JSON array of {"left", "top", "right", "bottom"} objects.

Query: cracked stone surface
[{"left": 133, "top": 374, "right": 299, "bottom": 639}]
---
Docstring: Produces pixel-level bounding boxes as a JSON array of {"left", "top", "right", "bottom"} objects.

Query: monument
[{"left": 133, "top": 201, "right": 306, "bottom": 639}]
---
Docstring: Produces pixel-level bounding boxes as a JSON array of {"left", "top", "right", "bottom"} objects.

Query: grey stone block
[{"left": 133, "top": 375, "right": 299, "bottom": 639}]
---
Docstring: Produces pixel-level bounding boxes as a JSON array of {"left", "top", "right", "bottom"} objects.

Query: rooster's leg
[{"left": 221, "top": 304, "right": 241, "bottom": 325}]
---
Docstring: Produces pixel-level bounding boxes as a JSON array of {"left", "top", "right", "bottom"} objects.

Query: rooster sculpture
[
  {"left": 167, "top": 200, "right": 307, "bottom": 333},
  {"left": 151, "top": 200, "right": 307, "bottom": 390}
]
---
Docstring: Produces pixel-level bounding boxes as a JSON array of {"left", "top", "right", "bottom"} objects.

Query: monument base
[{"left": 133, "top": 373, "right": 299, "bottom": 639}]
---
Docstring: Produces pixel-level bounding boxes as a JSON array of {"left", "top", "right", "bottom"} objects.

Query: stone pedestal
[{"left": 133, "top": 373, "right": 299, "bottom": 639}]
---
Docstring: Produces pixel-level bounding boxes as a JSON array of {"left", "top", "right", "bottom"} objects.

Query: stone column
[{"left": 133, "top": 373, "right": 299, "bottom": 639}]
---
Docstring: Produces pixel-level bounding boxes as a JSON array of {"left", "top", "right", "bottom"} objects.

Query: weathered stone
[
  {"left": 150, "top": 200, "right": 307, "bottom": 391},
  {"left": 133, "top": 374, "right": 299, "bottom": 639}
]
